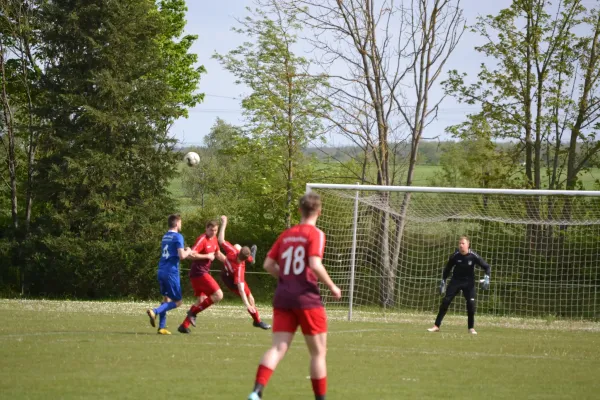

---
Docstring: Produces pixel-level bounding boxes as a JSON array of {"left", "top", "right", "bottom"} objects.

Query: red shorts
[
  {"left": 190, "top": 274, "right": 221, "bottom": 298},
  {"left": 273, "top": 307, "right": 327, "bottom": 335}
]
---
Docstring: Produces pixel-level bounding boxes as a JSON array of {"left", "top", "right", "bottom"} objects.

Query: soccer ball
[{"left": 183, "top": 151, "right": 200, "bottom": 167}]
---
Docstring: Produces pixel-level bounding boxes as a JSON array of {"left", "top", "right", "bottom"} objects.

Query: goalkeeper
[{"left": 428, "top": 236, "right": 491, "bottom": 334}]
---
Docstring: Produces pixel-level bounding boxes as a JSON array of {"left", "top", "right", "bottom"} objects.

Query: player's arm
[
  {"left": 475, "top": 254, "right": 491, "bottom": 276},
  {"left": 263, "top": 256, "right": 280, "bottom": 278},
  {"left": 185, "top": 236, "right": 215, "bottom": 261},
  {"left": 186, "top": 252, "right": 215, "bottom": 261},
  {"left": 438, "top": 255, "right": 455, "bottom": 294},
  {"left": 215, "top": 250, "right": 226, "bottom": 263},
  {"left": 309, "top": 256, "right": 342, "bottom": 299},
  {"left": 218, "top": 215, "right": 227, "bottom": 245},
  {"left": 178, "top": 247, "right": 194, "bottom": 260},
  {"left": 442, "top": 255, "right": 455, "bottom": 281},
  {"left": 237, "top": 282, "right": 256, "bottom": 313},
  {"left": 175, "top": 235, "right": 193, "bottom": 260},
  {"left": 475, "top": 253, "right": 491, "bottom": 289}
]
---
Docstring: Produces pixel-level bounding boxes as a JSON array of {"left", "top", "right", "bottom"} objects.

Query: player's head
[
  {"left": 458, "top": 236, "right": 470, "bottom": 255},
  {"left": 168, "top": 214, "right": 182, "bottom": 231},
  {"left": 205, "top": 220, "right": 219, "bottom": 237},
  {"left": 299, "top": 192, "right": 322, "bottom": 219},
  {"left": 237, "top": 246, "right": 252, "bottom": 262}
]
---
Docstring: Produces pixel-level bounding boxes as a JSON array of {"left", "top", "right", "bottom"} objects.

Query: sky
[{"left": 170, "top": 0, "right": 595, "bottom": 147}]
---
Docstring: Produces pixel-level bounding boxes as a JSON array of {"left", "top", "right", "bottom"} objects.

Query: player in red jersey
[
  {"left": 177, "top": 219, "right": 224, "bottom": 334},
  {"left": 247, "top": 192, "right": 341, "bottom": 400},
  {"left": 217, "top": 215, "right": 271, "bottom": 330}
]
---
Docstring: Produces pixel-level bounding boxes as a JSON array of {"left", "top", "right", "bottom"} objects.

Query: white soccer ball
[{"left": 183, "top": 151, "right": 200, "bottom": 167}]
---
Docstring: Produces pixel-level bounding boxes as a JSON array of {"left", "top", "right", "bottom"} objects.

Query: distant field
[
  {"left": 1, "top": 300, "right": 599, "bottom": 399},
  {"left": 170, "top": 163, "right": 600, "bottom": 208}
]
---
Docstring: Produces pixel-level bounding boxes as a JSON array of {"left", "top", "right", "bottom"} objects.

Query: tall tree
[
  {"left": 282, "top": 0, "right": 465, "bottom": 305},
  {"left": 445, "top": 0, "right": 600, "bottom": 192},
  {"left": 214, "top": 1, "right": 329, "bottom": 228},
  {"left": 9, "top": 0, "right": 205, "bottom": 296},
  {"left": 0, "top": 0, "right": 44, "bottom": 292}
]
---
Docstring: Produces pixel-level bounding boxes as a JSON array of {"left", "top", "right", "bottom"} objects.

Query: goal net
[{"left": 307, "top": 183, "right": 600, "bottom": 320}]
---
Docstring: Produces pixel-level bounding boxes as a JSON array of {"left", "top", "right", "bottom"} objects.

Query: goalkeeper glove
[
  {"left": 481, "top": 275, "right": 490, "bottom": 290},
  {"left": 438, "top": 279, "right": 446, "bottom": 295}
]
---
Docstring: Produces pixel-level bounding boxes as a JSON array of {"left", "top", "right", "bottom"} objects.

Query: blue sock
[
  {"left": 154, "top": 301, "right": 178, "bottom": 315},
  {"left": 159, "top": 311, "right": 167, "bottom": 329}
]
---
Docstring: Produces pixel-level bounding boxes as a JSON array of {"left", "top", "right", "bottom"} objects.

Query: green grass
[{"left": 1, "top": 300, "right": 599, "bottom": 399}]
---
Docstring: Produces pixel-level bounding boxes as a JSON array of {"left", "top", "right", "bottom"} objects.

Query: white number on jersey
[
  {"left": 162, "top": 244, "right": 170, "bottom": 259},
  {"left": 281, "top": 245, "right": 306, "bottom": 275}
]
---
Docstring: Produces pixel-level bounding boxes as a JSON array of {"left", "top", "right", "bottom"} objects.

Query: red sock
[
  {"left": 181, "top": 303, "right": 210, "bottom": 328},
  {"left": 255, "top": 364, "right": 273, "bottom": 386},
  {"left": 190, "top": 305, "right": 202, "bottom": 315},
  {"left": 198, "top": 297, "right": 214, "bottom": 312},
  {"left": 311, "top": 377, "right": 327, "bottom": 397},
  {"left": 248, "top": 308, "right": 260, "bottom": 323}
]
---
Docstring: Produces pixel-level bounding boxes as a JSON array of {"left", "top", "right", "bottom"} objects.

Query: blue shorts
[{"left": 157, "top": 271, "right": 182, "bottom": 301}]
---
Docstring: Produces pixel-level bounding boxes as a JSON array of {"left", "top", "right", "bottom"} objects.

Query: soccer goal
[{"left": 306, "top": 183, "right": 600, "bottom": 321}]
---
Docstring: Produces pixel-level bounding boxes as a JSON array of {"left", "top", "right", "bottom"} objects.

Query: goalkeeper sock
[{"left": 311, "top": 377, "right": 327, "bottom": 399}]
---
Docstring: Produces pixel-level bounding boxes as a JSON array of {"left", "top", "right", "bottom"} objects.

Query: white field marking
[
  {"left": 1, "top": 299, "right": 599, "bottom": 332},
  {"left": 0, "top": 334, "right": 593, "bottom": 362}
]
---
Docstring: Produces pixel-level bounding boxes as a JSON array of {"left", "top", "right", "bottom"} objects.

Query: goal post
[{"left": 306, "top": 183, "right": 600, "bottom": 321}]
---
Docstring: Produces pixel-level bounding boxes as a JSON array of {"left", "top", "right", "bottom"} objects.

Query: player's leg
[
  {"left": 180, "top": 275, "right": 222, "bottom": 332},
  {"left": 463, "top": 281, "right": 477, "bottom": 334},
  {"left": 148, "top": 273, "right": 179, "bottom": 330},
  {"left": 300, "top": 307, "right": 328, "bottom": 400},
  {"left": 248, "top": 309, "right": 296, "bottom": 399},
  {"left": 245, "top": 286, "right": 270, "bottom": 329},
  {"left": 430, "top": 280, "right": 461, "bottom": 330},
  {"left": 153, "top": 274, "right": 182, "bottom": 334}
]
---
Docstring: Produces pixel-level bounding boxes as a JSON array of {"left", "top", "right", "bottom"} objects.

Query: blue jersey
[{"left": 158, "top": 231, "right": 184, "bottom": 274}]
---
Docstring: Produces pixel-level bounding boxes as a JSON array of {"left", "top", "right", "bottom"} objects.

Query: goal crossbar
[{"left": 306, "top": 183, "right": 600, "bottom": 197}]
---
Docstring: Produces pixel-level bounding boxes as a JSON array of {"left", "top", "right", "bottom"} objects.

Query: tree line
[{"left": 2, "top": 0, "right": 599, "bottom": 302}]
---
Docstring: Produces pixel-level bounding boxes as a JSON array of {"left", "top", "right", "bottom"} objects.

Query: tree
[
  {"left": 0, "top": 0, "right": 44, "bottom": 291},
  {"left": 214, "top": 1, "right": 329, "bottom": 228},
  {"left": 437, "top": 116, "right": 519, "bottom": 188},
  {"left": 2, "top": 0, "right": 204, "bottom": 297},
  {"left": 445, "top": 0, "right": 600, "bottom": 192},
  {"left": 282, "top": 0, "right": 465, "bottom": 306}
]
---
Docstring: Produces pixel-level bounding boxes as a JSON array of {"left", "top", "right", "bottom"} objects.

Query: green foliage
[
  {"left": 214, "top": 3, "right": 329, "bottom": 227},
  {"left": 434, "top": 115, "right": 520, "bottom": 188},
  {"left": 444, "top": 0, "right": 600, "bottom": 191},
  {"left": 0, "top": 0, "right": 204, "bottom": 297}
]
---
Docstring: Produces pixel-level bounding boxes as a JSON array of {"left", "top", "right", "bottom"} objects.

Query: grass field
[{"left": 1, "top": 300, "right": 599, "bottom": 399}]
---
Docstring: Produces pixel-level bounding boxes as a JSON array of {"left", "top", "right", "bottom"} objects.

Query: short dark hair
[
  {"left": 299, "top": 192, "right": 321, "bottom": 218},
  {"left": 168, "top": 214, "right": 181, "bottom": 229},
  {"left": 238, "top": 246, "right": 251, "bottom": 261},
  {"left": 206, "top": 220, "right": 219, "bottom": 229}
]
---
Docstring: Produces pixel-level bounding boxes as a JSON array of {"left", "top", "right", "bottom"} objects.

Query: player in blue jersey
[{"left": 146, "top": 214, "right": 195, "bottom": 334}]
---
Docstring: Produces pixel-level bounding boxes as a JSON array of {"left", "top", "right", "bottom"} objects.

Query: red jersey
[
  {"left": 221, "top": 241, "right": 246, "bottom": 285},
  {"left": 267, "top": 224, "right": 326, "bottom": 309},
  {"left": 189, "top": 234, "right": 219, "bottom": 278}
]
